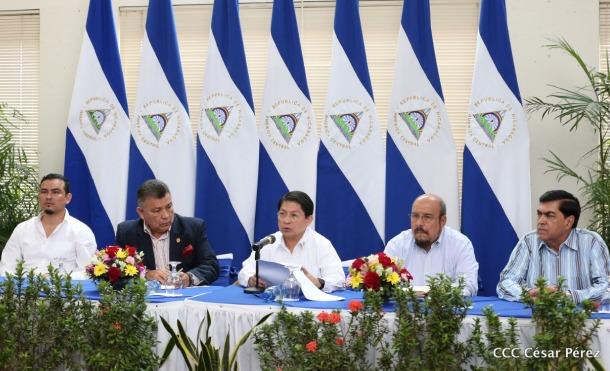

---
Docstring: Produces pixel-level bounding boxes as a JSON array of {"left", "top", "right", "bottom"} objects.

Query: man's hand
[
  {"left": 146, "top": 269, "right": 170, "bottom": 284},
  {"left": 248, "top": 275, "right": 268, "bottom": 288},
  {"left": 178, "top": 272, "right": 190, "bottom": 287},
  {"left": 301, "top": 267, "right": 322, "bottom": 289},
  {"left": 528, "top": 285, "right": 559, "bottom": 298}
]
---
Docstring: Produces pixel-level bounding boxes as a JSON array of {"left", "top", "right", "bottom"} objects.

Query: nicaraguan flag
[
  {"left": 461, "top": 0, "right": 531, "bottom": 295},
  {"left": 385, "top": 0, "right": 459, "bottom": 241},
  {"left": 195, "top": 0, "right": 259, "bottom": 265},
  {"left": 126, "top": 0, "right": 195, "bottom": 218},
  {"left": 254, "top": 0, "right": 318, "bottom": 240},
  {"left": 316, "top": 0, "right": 385, "bottom": 259},
  {"left": 64, "top": 0, "right": 130, "bottom": 247}
]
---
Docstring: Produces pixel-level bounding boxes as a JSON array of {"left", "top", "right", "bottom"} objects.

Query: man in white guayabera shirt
[
  {"left": 384, "top": 194, "right": 479, "bottom": 296},
  {"left": 0, "top": 173, "right": 97, "bottom": 277},
  {"left": 238, "top": 191, "right": 345, "bottom": 293}
]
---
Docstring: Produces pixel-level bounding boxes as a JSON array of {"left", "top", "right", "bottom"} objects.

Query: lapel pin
[{"left": 176, "top": 237, "right": 181, "bottom": 243}]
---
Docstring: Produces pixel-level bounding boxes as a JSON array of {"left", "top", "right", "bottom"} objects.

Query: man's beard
[
  {"left": 414, "top": 228, "right": 432, "bottom": 249},
  {"left": 43, "top": 208, "right": 55, "bottom": 215}
]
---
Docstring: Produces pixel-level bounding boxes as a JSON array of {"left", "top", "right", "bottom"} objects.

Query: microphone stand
[{"left": 244, "top": 244, "right": 264, "bottom": 294}]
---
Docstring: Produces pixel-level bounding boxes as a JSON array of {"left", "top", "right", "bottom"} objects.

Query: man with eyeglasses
[
  {"left": 238, "top": 191, "right": 345, "bottom": 292},
  {"left": 384, "top": 194, "right": 479, "bottom": 296},
  {"left": 497, "top": 190, "right": 610, "bottom": 303},
  {"left": 0, "top": 173, "right": 97, "bottom": 277}
]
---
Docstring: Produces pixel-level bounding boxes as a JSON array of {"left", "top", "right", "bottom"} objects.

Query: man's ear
[
  {"left": 566, "top": 215, "right": 575, "bottom": 229},
  {"left": 65, "top": 192, "right": 72, "bottom": 204},
  {"left": 440, "top": 214, "right": 447, "bottom": 228},
  {"left": 136, "top": 207, "right": 144, "bottom": 220}
]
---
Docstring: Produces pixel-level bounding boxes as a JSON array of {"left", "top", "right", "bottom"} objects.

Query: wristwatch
[
  {"left": 318, "top": 278, "right": 325, "bottom": 290},
  {"left": 187, "top": 272, "right": 201, "bottom": 287}
]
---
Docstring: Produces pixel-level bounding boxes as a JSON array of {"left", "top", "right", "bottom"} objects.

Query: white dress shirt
[
  {"left": 0, "top": 210, "right": 97, "bottom": 277},
  {"left": 384, "top": 226, "right": 479, "bottom": 296},
  {"left": 238, "top": 227, "right": 346, "bottom": 292}
]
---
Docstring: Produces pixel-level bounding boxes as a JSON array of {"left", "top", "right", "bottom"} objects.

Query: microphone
[{"left": 252, "top": 234, "right": 276, "bottom": 251}]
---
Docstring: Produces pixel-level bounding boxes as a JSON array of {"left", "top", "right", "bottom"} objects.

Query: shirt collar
[
  {"left": 143, "top": 223, "right": 170, "bottom": 240},
  {"left": 537, "top": 229, "right": 577, "bottom": 252},
  {"left": 37, "top": 208, "right": 70, "bottom": 225},
  {"left": 280, "top": 227, "right": 310, "bottom": 251}
]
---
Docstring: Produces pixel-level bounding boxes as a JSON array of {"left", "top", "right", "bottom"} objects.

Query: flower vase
[{"left": 110, "top": 277, "right": 133, "bottom": 291}]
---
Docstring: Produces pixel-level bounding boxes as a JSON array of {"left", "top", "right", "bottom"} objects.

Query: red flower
[
  {"left": 400, "top": 268, "right": 413, "bottom": 281},
  {"left": 106, "top": 246, "right": 120, "bottom": 258},
  {"left": 329, "top": 312, "right": 341, "bottom": 324},
  {"left": 305, "top": 340, "right": 317, "bottom": 352},
  {"left": 335, "top": 337, "right": 345, "bottom": 346},
  {"left": 316, "top": 311, "right": 330, "bottom": 322},
  {"left": 351, "top": 258, "right": 365, "bottom": 271},
  {"left": 363, "top": 271, "right": 381, "bottom": 291},
  {"left": 182, "top": 244, "right": 194, "bottom": 258},
  {"left": 377, "top": 252, "right": 392, "bottom": 268},
  {"left": 348, "top": 300, "right": 364, "bottom": 313},
  {"left": 112, "top": 322, "right": 122, "bottom": 331},
  {"left": 125, "top": 245, "right": 137, "bottom": 256},
  {"left": 107, "top": 266, "right": 121, "bottom": 283}
]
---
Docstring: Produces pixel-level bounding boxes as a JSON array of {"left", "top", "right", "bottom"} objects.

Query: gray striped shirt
[{"left": 497, "top": 228, "right": 610, "bottom": 303}]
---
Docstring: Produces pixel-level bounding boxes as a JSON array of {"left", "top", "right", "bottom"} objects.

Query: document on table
[
  {"left": 258, "top": 260, "right": 290, "bottom": 286},
  {"left": 293, "top": 270, "right": 344, "bottom": 302}
]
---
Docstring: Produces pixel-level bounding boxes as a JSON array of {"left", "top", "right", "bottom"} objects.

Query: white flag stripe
[
  {"left": 468, "top": 34, "right": 531, "bottom": 237},
  {"left": 132, "top": 33, "right": 195, "bottom": 216},
  {"left": 259, "top": 40, "right": 318, "bottom": 195},
  {"left": 388, "top": 27, "right": 459, "bottom": 227},
  {"left": 323, "top": 33, "right": 385, "bottom": 238},
  {"left": 67, "top": 34, "right": 129, "bottom": 231},
  {"left": 199, "top": 33, "right": 258, "bottom": 241}
]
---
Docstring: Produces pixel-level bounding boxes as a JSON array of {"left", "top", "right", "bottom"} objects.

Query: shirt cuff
[{"left": 188, "top": 272, "right": 202, "bottom": 286}]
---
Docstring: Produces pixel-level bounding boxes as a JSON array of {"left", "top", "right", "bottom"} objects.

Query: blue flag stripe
[
  {"left": 211, "top": 0, "right": 255, "bottom": 111},
  {"left": 65, "top": 129, "right": 115, "bottom": 247},
  {"left": 385, "top": 135, "right": 425, "bottom": 241},
  {"left": 316, "top": 143, "right": 384, "bottom": 259},
  {"left": 195, "top": 139, "right": 252, "bottom": 265},
  {"left": 402, "top": 0, "right": 444, "bottom": 101},
  {"left": 478, "top": 0, "right": 521, "bottom": 102},
  {"left": 125, "top": 137, "right": 155, "bottom": 220},
  {"left": 145, "top": 0, "right": 190, "bottom": 113},
  {"left": 271, "top": 0, "right": 310, "bottom": 100},
  {"left": 86, "top": 0, "right": 129, "bottom": 116},
  {"left": 254, "top": 143, "right": 289, "bottom": 241},
  {"left": 462, "top": 146, "right": 518, "bottom": 296},
  {"left": 334, "top": 0, "right": 374, "bottom": 99}
]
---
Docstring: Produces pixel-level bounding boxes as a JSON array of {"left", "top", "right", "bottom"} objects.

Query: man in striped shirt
[{"left": 497, "top": 190, "right": 610, "bottom": 303}]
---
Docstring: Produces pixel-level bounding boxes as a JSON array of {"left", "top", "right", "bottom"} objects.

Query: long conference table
[{"left": 68, "top": 280, "right": 610, "bottom": 370}]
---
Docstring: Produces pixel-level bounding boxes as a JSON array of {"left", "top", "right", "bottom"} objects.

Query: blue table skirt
[{"left": 3, "top": 277, "right": 610, "bottom": 319}]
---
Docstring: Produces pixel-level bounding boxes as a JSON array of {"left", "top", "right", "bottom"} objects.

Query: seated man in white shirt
[
  {"left": 238, "top": 191, "right": 345, "bottom": 292},
  {"left": 384, "top": 194, "right": 479, "bottom": 296},
  {"left": 0, "top": 173, "right": 97, "bottom": 277}
]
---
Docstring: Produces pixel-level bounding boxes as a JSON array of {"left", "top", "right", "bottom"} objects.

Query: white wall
[{"left": 0, "top": 0, "right": 601, "bottom": 225}]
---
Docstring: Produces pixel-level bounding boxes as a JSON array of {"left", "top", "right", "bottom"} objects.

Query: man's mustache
[{"left": 414, "top": 228, "right": 427, "bottom": 234}]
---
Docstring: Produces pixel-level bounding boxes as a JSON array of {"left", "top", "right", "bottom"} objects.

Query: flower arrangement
[
  {"left": 347, "top": 252, "right": 412, "bottom": 294},
  {"left": 85, "top": 245, "right": 145, "bottom": 284}
]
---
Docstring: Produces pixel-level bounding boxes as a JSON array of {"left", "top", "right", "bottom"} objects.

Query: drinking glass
[
  {"left": 167, "top": 261, "right": 183, "bottom": 290},
  {"left": 282, "top": 266, "right": 301, "bottom": 302}
]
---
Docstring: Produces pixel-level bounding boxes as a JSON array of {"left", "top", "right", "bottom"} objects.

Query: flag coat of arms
[
  {"left": 316, "top": 0, "right": 385, "bottom": 259},
  {"left": 385, "top": 0, "right": 459, "bottom": 241},
  {"left": 461, "top": 0, "right": 531, "bottom": 295},
  {"left": 254, "top": 0, "right": 318, "bottom": 240},
  {"left": 64, "top": 0, "right": 130, "bottom": 246},
  {"left": 126, "top": 0, "right": 195, "bottom": 218},
  {"left": 195, "top": 0, "right": 259, "bottom": 265}
]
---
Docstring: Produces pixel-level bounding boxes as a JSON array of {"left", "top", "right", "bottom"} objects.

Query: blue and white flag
[
  {"left": 462, "top": 0, "right": 531, "bottom": 295},
  {"left": 316, "top": 0, "right": 385, "bottom": 259},
  {"left": 126, "top": 0, "right": 195, "bottom": 218},
  {"left": 254, "top": 0, "right": 318, "bottom": 240},
  {"left": 385, "top": 0, "right": 459, "bottom": 241},
  {"left": 195, "top": 0, "right": 259, "bottom": 265},
  {"left": 64, "top": 0, "right": 130, "bottom": 247}
]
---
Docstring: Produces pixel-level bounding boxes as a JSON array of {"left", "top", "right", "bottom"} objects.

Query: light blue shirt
[
  {"left": 497, "top": 228, "right": 610, "bottom": 304},
  {"left": 384, "top": 227, "right": 479, "bottom": 296}
]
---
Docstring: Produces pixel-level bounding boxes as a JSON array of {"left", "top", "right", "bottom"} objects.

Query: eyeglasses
[
  {"left": 409, "top": 213, "right": 436, "bottom": 223},
  {"left": 277, "top": 211, "right": 304, "bottom": 222}
]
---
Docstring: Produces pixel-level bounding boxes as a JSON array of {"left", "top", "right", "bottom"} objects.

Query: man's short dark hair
[
  {"left": 539, "top": 190, "right": 580, "bottom": 228},
  {"left": 277, "top": 191, "right": 314, "bottom": 217},
  {"left": 40, "top": 173, "right": 70, "bottom": 194},
  {"left": 137, "top": 179, "right": 170, "bottom": 206}
]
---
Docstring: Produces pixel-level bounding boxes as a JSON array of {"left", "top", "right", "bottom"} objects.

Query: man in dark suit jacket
[{"left": 116, "top": 179, "right": 218, "bottom": 286}]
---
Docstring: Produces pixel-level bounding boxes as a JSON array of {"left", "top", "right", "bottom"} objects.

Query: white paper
[
  {"left": 293, "top": 270, "right": 345, "bottom": 302},
  {"left": 258, "top": 260, "right": 290, "bottom": 286}
]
